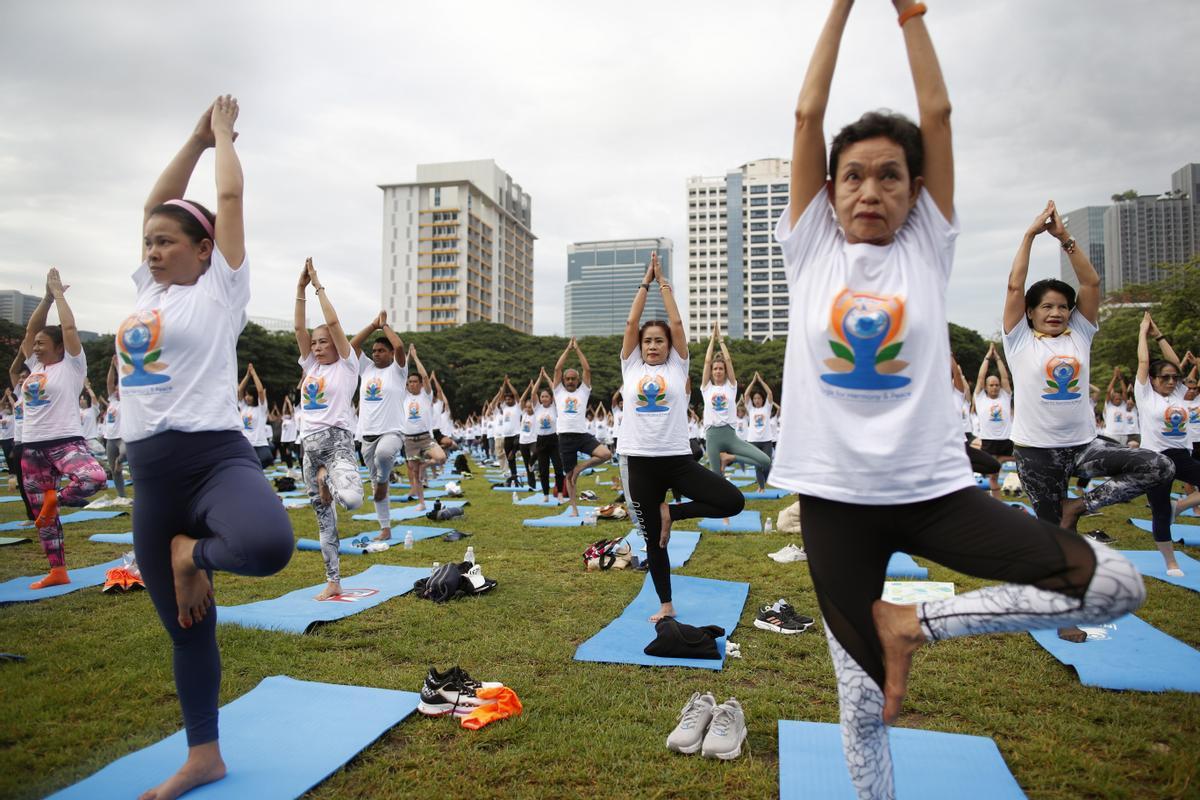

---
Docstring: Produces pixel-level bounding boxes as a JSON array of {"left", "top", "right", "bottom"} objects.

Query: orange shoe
[
  {"left": 34, "top": 489, "right": 59, "bottom": 529},
  {"left": 29, "top": 566, "right": 70, "bottom": 590}
]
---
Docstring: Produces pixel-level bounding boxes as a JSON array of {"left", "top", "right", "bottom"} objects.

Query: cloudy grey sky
[{"left": 2, "top": 1, "right": 1197, "bottom": 341}]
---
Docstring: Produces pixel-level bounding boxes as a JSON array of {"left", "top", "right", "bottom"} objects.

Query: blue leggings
[{"left": 127, "top": 430, "right": 294, "bottom": 746}]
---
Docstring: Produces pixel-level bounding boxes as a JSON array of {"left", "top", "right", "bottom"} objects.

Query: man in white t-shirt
[
  {"left": 398, "top": 344, "right": 446, "bottom": 510},
  {"left": 552, "top": 337, "right": 611, "bottom": 515},
  {"left": 350, "top": 312, "right": 407, "bottom": 538},
  {"left": 973, "top": 343, "right": 1014, "bottom": 499}
]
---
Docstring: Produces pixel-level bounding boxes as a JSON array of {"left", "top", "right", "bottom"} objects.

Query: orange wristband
[{"left": 898, "top": 2, "right": 927, "bottom": 27}]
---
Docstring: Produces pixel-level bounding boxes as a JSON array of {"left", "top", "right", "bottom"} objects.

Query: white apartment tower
[
  {"left": 686, "top": 159, "right": 791, "bottom": 342},
  {"left": 379, "top": 160, "right": 535, "bottom": 333}
]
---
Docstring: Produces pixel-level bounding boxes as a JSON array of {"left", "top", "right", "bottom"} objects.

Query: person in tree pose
[{"left": 552, "top": 337, "right": 612, "bottom": 515}]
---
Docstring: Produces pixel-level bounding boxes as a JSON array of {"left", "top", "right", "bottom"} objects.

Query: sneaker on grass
[
  {"left": 1083, "top": 529, "right": 1115, "bottom": 544},
  {"left": 418, "top": 666, "right": 499, "bottom": 716},
  {"left": 701, "top": 698, "right": 747, "bottom": 760},
  {"left": 666, "top": 691, "right": 716, "bottom": 755},
  {"left": 754, "top": 599, "right": 814, "bottom": 634},
  {"left": 768, "top": 543, "right": 806, "bottom": 563}
]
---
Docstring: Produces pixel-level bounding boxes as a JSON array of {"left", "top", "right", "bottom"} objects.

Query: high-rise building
[
  {"left": 686, "top": 159, "right": 791, "bottom": 342},
  {"left": 0, "top": 290, "right": 42, "bottom": 326},
  {"left": 1058, "top": 206, "right": 1108, "bottom": 293},
  {"left": 1098, "top": 163, "right": 1199, "bottom": 294},
  {"left": 564, "top": 238, "right": 673, "bottom": 337},
  {"left": 379, "top": 160, "right": 535, "bottom": 333}
]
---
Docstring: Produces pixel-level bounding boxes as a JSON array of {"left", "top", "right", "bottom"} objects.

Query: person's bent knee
[
  {"left": 342, "top": 486, "right": 365, "bottom": 512},
  {"left": 595, "top": 446, "right": 612, "bottom": 461},
  {"left": 250, "top": 523, "right": 295, "bottom": 576}
]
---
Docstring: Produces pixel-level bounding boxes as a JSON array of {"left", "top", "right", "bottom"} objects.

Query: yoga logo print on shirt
[
  {"left": 711, "top": 393, "right": 729, "bottom": 413},
  {"left": 23, "top": 373, "right": 50, "bottom": 408},
  {"left": 301, "top": 376, "right": 328, "bottom": 410},
  {"left": 563, "top": 397, "right": 579, "bottom": 414},
  {"left": 538, "top": 416, "right": 552, "bottom": 432},
  {"left": 988, "top": 404, "right": 1003, "bottom": 423},
  {"left": 1041, "top": 355, "right": 1081, "bottom": 400},
  {"left": 1162, "top": 405, "right": 1187, "bottom": 438},
  {"left": 821, "top": 290, "right": 910, "bottom": 390},
  {"left": 117, "top": 310, "right": 171, "bottom": 387},
  {"left": 407, "top": 400, "right": 423, "bottom": 421},
  {"left": 635, "top": 374, "right": 670, "bottom": 413},
  {"left": 363, "top": 378, "right": 384, "bottom": 402},
  {"left": 1189, "top": 407, "right": 1200, "bottom": 426},
  {"left": 242, "top": 411, "right": 254, "bottom": 431}
]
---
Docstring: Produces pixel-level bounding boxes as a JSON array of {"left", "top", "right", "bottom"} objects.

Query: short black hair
[
  {"left": 373, "top": 336, "right": 394, "bottom": 351},
  {"left": 1149, "top": 359, "right": 1179, "bottom": 380},
  {"left": 829, "top": 110, "right": 924, "bottom": 184},
  {"left": 1024, "top": 279, "right": 1077, "bottom": 327}
]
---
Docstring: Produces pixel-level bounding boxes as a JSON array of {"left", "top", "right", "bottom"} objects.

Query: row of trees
[{"left": 1, "top": 257, "right": 1193, "bottom": 416}]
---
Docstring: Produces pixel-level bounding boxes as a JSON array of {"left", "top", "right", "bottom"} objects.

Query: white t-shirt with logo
[
  {"left": 1002, "top": 309, "right": 1097, "bottom": 448},
  {"left": 533, "top": 403, "right": 556, "bottom": 437},
  {"left": 22, "top": 352, "right": 87, "bottom": 444},
  {"left": 12, "top": 389, "right": 23, "bottom": 444},
  {"left": 499, "top": 402, "right": 521, "bottom": 437},
  {"left": 974, "top": 389, "right": 1013, "bottom": 441},
  {"left": 952, "top": 388, "right": 971, "bottom": 435},
  {"left": 239, "top": 402, "right": 266, "bottom": 445},
  {"left": 1186, "top": 395, "right": 1200, "bottom": 445},
  {"left": 519, "top": 412, "right": 537, "bottom": 445},
  {"left": 702, "top": 381, "right": 737, "bottom": 430},
  {"left": 357, "top": 354, "right": 408, "bottom": 436},
  {"left": 1103, "top": 401, "right": 1126, "bottom": 436},
  {"left": 399, "top": 388, "right": 434, "bottom": 435},
  {"left": 618, "top": 348, "right": 691, "bottom": 457},
  {"left": 747, "top": 405, "right": 773, "bottom": 443},
  {"left": 1134, "top": 379, "right": 1190, "bottom": 453},
  {"left": 281, "top": 414, "right": 297, "bottom": 443},
  {"left": 554, "top": 383, "right": 591, "bottom": 434},
  {"left": 101, "top": 399, "right": 120, "bottom": 439},
  {"left": 79, "top": 406, "right": 101, "bottom": 440},
  {"left": 297, "top": 352, "right": 359, "bottom": 436},
  {"left": 612, "top": 408, "right": 624, "bottom": 440},
  {"left": 0, "top": 412, "right": 14, "bottom": 440},
  {"left": 595, "top": 417, "right": 610, "bottom": 443},
  {"left": 1124, "top": 406, "right": 1139, "bottom": 435},
  {"left": 768, "top": 189, "right": 973, "bottom": 504}
]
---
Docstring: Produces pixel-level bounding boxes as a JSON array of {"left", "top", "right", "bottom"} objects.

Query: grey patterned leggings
[
  {"left": 1014, "top": 437, "right": 1174, "bottom": 525},
  {"left": 801, "top": 488, "right": 1145, "bottom": 800},
  {"left": 301, "top": 427, "right": 364, "bottom": 583}
]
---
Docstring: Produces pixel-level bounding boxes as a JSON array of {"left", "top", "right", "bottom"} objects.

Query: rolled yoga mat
[
  {"left": 0, "top": 558, "right": 126, "bottom": 604},
  {"left": 217, "top": 564, "right": 430, "bottom": 634},
  {"left": 777, "top": 720, "right": 1026, "bottom": 800},
  {"left": 574, "top": 573, "right": 749, "bottom": 670},
  {"left": 46, "top": 675, "right": 421, "bottom": 800},
  {"left": 1029, "top": 613, "right": 1200, "bottom": 693}
]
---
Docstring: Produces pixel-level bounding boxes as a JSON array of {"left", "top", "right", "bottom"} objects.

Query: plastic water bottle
[
  {"left": 464, "top": 546, "right": 475, "bottom": 564},
  {"left": 764, "top": 516, "right": 773, "bottom": 532},
  {"left": 511, "top": 491, "right": 518, "bottom": 504},
  {"left": 432, "top": 561, "right": 440, "bottom": 573},
  {"left": 404, "top": 530, "right": 414, "bottom": 550}
]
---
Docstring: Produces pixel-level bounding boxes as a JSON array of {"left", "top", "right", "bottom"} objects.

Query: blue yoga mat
[
  {"left": 778, "top": 720, "right": 1025, "bottom": 800},
  {"left": 217, "top": 564, "right": 429, "bottom": 634},
  {"left": 351, "top": 500, "right": 467, "bottom": 522},
  {"left": 743, "top": 488, "right": 789, "bottom": 500},
  {"left": 47, "top": 675, "right": 419, "bottom": 800},
  {"left": 89, "top": 532, "right": 134, "bottom": 545},
  {"left": 0, "top": 536, "right": 31, "bottom": 546},
  {"left": 0, "top": 510, "right": 126, "bottom": 532},
  {"left": 0, "top": 495, "right": 24, "bottom": 503},
  {"left": 620, "top": 529, "right": 701, "bottom": 570},
  {"left": 296, "top": 528, "right": 453, "bottom": 555},
  {"left": 516, "top": 494, "right": 563, "bottom": 506},
  {"left": 277, "top": 490, "right": 307, "bottom": 498},
  {"left": 699, "top": 510, "right": 762, "bottom": 533},
  {"left": 1030, "top": 613, "right": 1200, "bottom": 693},
  {"left": 574, "top": 573, "right": 749, "bottom": 670},
  {"left": 387, "top": 489, "right": 448, "bottom": 502},
  {"left": 886, "top": 552, "right": 929, "bottom": 579},
  {"left": 523, "top": 508, "right": 600, "bottom": 528},
  {"left": 0, "top": 558, "right": 125, "bottom": 604},
  {"left": 1129, "top": 517, "right": 1200, "bottom": 546},
  {"left": 1117, "top": 550, "right": 1200, "bottom": 594}
]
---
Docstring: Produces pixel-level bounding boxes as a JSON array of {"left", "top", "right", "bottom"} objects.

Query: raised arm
[
  {"left": 380, "top": 313, "right": 405, "bottom": 366},
  {"left": 552, "top": 340, "right": 572, "bottom": 387},
  {"left": 574, "top": 340, "right": 593, "bottom": 387},
  {"left": 518, "top": 380, "right": 533, "bottom": 406},
  {"left": 994, "top": 348, "right": 1012, "bottom": 394},
  {"left": 248, "top": 363, "right": 266, "bottom": 404},
  {"left": 896, "top": 0, "right": 953, "bottom": 220},
  {"left": 1136, "top": 313, "right": 1152, "bottom": 385},
  {"left": 306, "top": 260, "right": 351, "bottom": 360},
  {"left": 106, "top": 354, "right": 119, "bottom": 397},
  {"left": 143, "top": 103, "right": 216, "bottom": 260},
  {"left": 974, "top": 344, "right": 993, "bottom": 396},
  {"left": 701, "top": 323, "right": 717, "bottom": 389},
  {"left": 1147, "top": 314, "right": 1181, "bottom": 371},
  {"left": 45, "top": 269, "right": 81, "bottom": 357},
  {"left": 790, "top": 0, "right": 854, "bottom": 227},
  {"left": 349, "top": 314, "right": 380, "bottom": 357},
  {"left": 1106, "top": 367, "right": 1121, "bottom": 399},
  {"left": 950, "top": 357, "right": 968, "bottom": 395},
  {"left": 408, "top": 345, "right": 430, "bottom": 388},
  {"left": 621, "top": 261, "right": 657, "bottom": 360},
  {"left": 653, "top": 254, "right": 687, "bottom": 357},
  {"left": 237, "top": 365, "right": 251, "bottom": 397},
  {"left": 294, "top": 264, "right": 312, "bottom": 356},
  {"left": 204, "top": 96, "right": 245, "bottom": 269},
  {"left": 717, "top": 338, "right": 736, "bottom": 386},
  {"left": 1003, "top": 202, "right": 1054, "bottom": 334},
  {"left": 19, "top": 288, "right": 53, "bottom": 359},
  {"left": 530, "top": 370, "right": 545, "bottom": 399},
  {"left": 283, "top": 396, "right": 294, "bottom": 415},
  {"left": 1051, "top": 203, "right": 1100, "bottom": 325}
]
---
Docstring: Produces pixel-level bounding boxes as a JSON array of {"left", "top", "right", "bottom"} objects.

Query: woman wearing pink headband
[{"left": 120, "top": 96, "right": 294, "bottom": 800}]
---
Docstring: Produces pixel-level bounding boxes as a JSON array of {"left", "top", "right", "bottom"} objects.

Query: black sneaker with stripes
[{"left": 753, "top": 599, "right": 815, "bottom": 635}]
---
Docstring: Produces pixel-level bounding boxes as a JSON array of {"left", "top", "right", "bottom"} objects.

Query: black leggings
[
  {"left": 536, "top": 434, "right": 564, "bottom": 496},
  {"left": 276, "top": 441, "right": 296, "bottom": 470},
  {"left": 965, "top": 441, "right": 1000, "bottom": 475},
  {"left": 1148, "top": 449, "right": 1200, "bottom": 542},
  {"left": 519, "top": 442, "right": 536, "bottom": 486},
  {"left": 750, "top": 440, "right": 774, "bottom": 488},
  {"left": 620, "top": 454, "right": 745, "bottom": 603},
  {"left": 504, "top": 435, "right": 520, "bottom": 482},
  {"left": 127, "top": 430, "right": 294, "bottom": 746}
]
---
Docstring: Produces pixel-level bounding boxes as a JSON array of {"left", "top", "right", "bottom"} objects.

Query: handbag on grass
[{"left": 643, "top": 617, "right": 725, "bottom": 660}]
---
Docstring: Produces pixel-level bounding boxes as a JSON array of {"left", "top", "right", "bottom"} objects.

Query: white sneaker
[
  {"left": 701, "top": 698, "right": 747, "bottom": 760},
  {"left": 768, "top": 543, "right": 806, "bottom": 563},
  {"left": 666, "top": 692, "right": 716, "bottom": 754}
]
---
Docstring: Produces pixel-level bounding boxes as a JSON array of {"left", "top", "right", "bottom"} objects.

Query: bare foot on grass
[
  {"left": 314, "top": 581, "right": 342, "bottom": 601},
  {"left": 170, "top": 534, "right": 212, "bottom": 629},
  {"left": 139, "top": 741, "right": 226, "bottom": 800},
  {"left": 872, "top": 599, "right": 926, "bottom": 724}
]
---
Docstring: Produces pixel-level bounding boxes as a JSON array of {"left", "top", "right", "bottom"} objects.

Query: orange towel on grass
[{"left": 460, "top": 686, "right": 522, "bottom": 730}]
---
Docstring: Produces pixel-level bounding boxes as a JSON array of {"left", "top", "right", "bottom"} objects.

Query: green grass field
[{"left": 2, "top": 459, "right": 1199, "bottom": 799}]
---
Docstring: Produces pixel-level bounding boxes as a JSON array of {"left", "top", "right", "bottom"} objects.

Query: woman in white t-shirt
[
  {"left": 620, "top": 253, "right": 744, "bottom": 623},
  {"left": 98, "top": 355, "right": 128, "bottom": 499},
  {"left": 120, "top": 99, "right": 295, "bottom": 800},
  {"left": 78, "top": 386, "right": 105, "bottom": 459},
  {"left": 295, "top": 258, "right": 365, "bottom": 600},
  {"left": 531, "top": 369, "right": 565, "bottom": 501},
  {"left": 1184, "top": 354, "right": 1200, "bottom": 465},
  {"left": 774, "top": 7, "right": 1144, "bottom": 796},
  {"left": 700, "top": 321, "right": 772, "bottom": 480},
  {"left": 1102, "top": 367, "right": 1130, "bottom": 446},
  {"left": 1135, "top": 314, "right": 1198, "bottom": 573},
  {"left": 744, "top": 372, "right": 777, "bottom": 490},
  {"left": 517, "top": 389, "right": 539, "bottom": 490},
  {"left": 972, "top": 343, "right": 1013, "bottom": 499},
  {"left": 237, "top": 363, "right": 273, "bottom": 469},
  {"left": 16, "top": 268, "right": 106, "bottom": 588},
  {"left": 1002, "top": 202, "right": 1172, "bottom": 536}
]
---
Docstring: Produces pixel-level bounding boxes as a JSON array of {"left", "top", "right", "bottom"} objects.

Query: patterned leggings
[
  {"left": 301, "top": 427, "right": 364, "bottom": 583},
  {"left": 20, "top": 438, "right": 106, "bottom": 567},
  {"left": 800, "top": 488, "right": 1145, "bottom": 800},
  {"left": 1014, "top": 437, "right": 1174, "bottom": 524}
]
